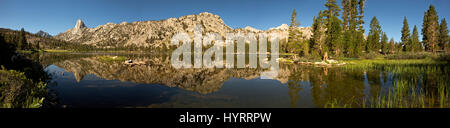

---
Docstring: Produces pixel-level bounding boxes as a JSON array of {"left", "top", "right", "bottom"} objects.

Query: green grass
[
  {"left": 384, "top": 52, "right": 445, "bottom": 60},
  {"left": 326, "top": 79, "right": 449, "bottom": 108},
  {"left": 342, "top": 58, "right": 447, "bottom": 72},
  {"left": 278, "top": 58, "right": 295, "bottom": 63},
  {"left": 97, "top": 55, "right": 127, "bottom": 62},
  {"left": 44, "top": 49, "right": 72, "bottom": 53},
  {"left": 279, "top": 53, "right": 298, "bottom": 56},
  {"left": 324, "top": 58, "right": 449, "bottom": 108}
]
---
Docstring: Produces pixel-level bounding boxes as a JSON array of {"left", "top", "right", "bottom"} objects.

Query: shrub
[{"left": 0, "top": 68, "right": 46, "bottom": 108}]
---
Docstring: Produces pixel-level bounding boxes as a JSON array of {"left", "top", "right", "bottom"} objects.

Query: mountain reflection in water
[{"left": 38, "top": 53, "right": 448, "bottom": 108}]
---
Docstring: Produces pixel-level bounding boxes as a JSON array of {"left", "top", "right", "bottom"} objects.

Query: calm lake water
[{"left": 37, "top": 53, "right": 449, "bottom": 108}]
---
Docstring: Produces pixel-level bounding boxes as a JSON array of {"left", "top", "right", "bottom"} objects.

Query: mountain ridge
[{"left": 55, "top": 12, "right": 312, "bottom": 49}]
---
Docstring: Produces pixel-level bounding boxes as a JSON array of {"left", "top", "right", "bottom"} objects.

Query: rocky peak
[
  {"left": 72, "top": 19, "right": 87, "bottom": 34},
  {"left": 198, "top": 12, "right": 221, "bottom": 19},
  {"left": 35, "top": 30, "right": 52, "bottom": 38},
  {"left": 244, "top": 26, "right": 261, "bottom": 32},
  {"left": 269, "top": 24, "right": 289, "bottom": 30},
  {"left": 75, "top": 19, "right": 86, "bottom": 29}
]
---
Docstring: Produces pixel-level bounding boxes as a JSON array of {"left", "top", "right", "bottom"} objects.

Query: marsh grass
[
  {"left": 326, "top": 80, "right": 449, "bottom": 108},
  {"left": 325, "top": 58, "right": 449, "bottom": 108},
  {"left": 343, "top": 59, "right": 448, "bottom": 76},
  {"left": 97, "top": 55, "right": 127, "bottom": 62},
  {"left": 44, "top": 49, "right": 72, "bottom": 53},
  {"left": 385, "top": 52, "right": 435, "bottom": 60},
  {"left": 367, "top": 78, "right": 448, "bottom": 108}
]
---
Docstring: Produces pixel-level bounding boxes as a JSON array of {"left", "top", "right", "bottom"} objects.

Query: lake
[{"left": 36, "top": 53, "right": 449, "bottom": 108}]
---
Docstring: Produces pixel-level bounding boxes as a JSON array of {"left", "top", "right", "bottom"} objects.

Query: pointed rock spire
[
  {"left": 75, "top": 19, "right": 86, "bottom": 29},
  {"left": 72, "top": 19, "right": 87, "bottom": 34}
]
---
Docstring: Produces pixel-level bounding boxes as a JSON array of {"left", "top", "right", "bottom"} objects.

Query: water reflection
[{"left": 38, "top": 53, "right": 448, "bottom": 108}]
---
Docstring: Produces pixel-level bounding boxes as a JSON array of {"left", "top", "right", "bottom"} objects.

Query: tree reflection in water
[{"left": 38, "top": 53, "right": 449, "bottom": 108}]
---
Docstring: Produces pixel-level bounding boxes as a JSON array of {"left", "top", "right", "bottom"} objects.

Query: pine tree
[
  {"left": 341, "top": 0, "right": 350, "bottom": 31},
  {"left": 354, "top": 0, "right": 366, "bottom": 57},
  {"left": 354, "top": 31, "right": 365, "bottom": 56},
  {"left": 341, "top": 0, "right": 359, "bottom": 31},
  {"left": 341, "top": 0, "right": 365, "bottom": 57},
  {"left": 395, "top": 41, "right": 402, "bottom": 53},
  {"left": 18, "top": 28, "right": 27, "bottom": 50},
  {"left": 288, "top": 9, "right": 304, "bottom": 55},
  {"left": 367, "top": 16, "right": 381, "bottom": 53},
  {"left": 328, "top": 16, "right": 343, "bottom": 57},
  {"left": 357, "top": 0, "right": 366, "bottom": 31},
  {"left": 290, "top": 9, "right": 300, "bottom": 27},
  {"left": 324, "top": 0, "right": 341, "bottom": 18},
  {"left": 388, "top": 38, "right": 395, "bottom": 54},
  {"left": 381, "top": 32, "right": 388, "bottom": 54},
  {"left": 410, "top": 25, "right": 422, "bottom": 52},
  {"left": 349, "top": 0, "right": 359, "bottom": 31},
  {"left": 439, "top": 18, "right": 449, "bottom": 51},
  {"left": 422, "top": 5, "right": 440, "bottom": 53},
  {"left": 36, "top": 41, "right": 40, "bottom": 50},
  {"left": 401, "top": 17, "right": 411, "bottom": 51},
  {"left": 323, "top": 0, "right": 343, "bottom": 57},
  {"left": 311, "top": 11, "right": 326, "bottom": 59}
]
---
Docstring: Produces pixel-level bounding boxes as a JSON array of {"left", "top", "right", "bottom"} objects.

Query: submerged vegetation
[
  {"left": 323, "top": 56, "right": 449, "bottom": 108},
  {"left": 325, "top": 78, "right": 449, "bottom": 108}
]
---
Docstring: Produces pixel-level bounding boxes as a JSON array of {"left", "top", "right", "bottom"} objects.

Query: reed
[{"left": 325, "top": 58, "right": 449, "bottom": 108}]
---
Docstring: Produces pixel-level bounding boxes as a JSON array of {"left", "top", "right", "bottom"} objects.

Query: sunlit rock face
[
  {"left": 74, "top": 19, "right": 87, "bottom": 33},
  {"left": 55, "top": 12, "right": 312, "bottom": 49}
]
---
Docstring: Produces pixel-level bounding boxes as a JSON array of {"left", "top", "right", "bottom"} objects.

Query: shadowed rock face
[
  {"left": 35, "top": 30, "right": 52, "bottom": 38},
  {"left": 55, "top": 12, "right": 312, "bottom": 49},
  {"left": 75, "top": 19, "right": 86, "bottom": 29}
]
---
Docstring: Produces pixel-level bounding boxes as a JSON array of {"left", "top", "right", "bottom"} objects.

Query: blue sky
[{"left": 0, "top": 0, "right": 449, "bottom": 42}]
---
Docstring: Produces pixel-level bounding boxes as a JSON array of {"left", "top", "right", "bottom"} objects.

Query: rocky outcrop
[
  {"left": 73, "top": 19, "right": 87, "bottom": 34},
  {"left": 244, "top": 26, "right": 262, "bottom": 33},
  {"left": 55, "top": 12, "right": 312, "bottom": 49},
  {"left": 268, "top": 24, "right": 313, "bottom": 40},
  {"left": 269, "top": 24, "right": 289, "bottom": 30},
  {"left": 35, "top": 30, "right": 52, "bottom": 38}
]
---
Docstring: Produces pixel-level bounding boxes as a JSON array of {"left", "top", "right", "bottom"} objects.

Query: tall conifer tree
[
  {"left": 401, "top": 17, "right": 411, "bottom": 51},
  {"left": 422, "top": 5, "right": 439, "bottom": 53}
]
